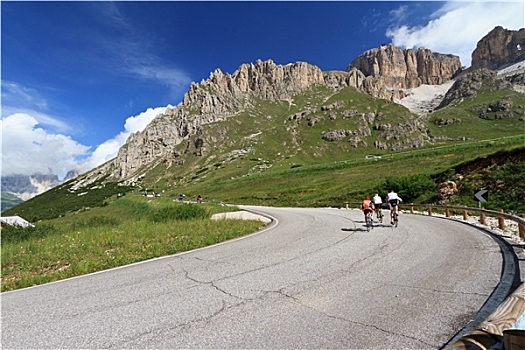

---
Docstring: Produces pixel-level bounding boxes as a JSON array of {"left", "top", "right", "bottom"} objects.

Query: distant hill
[
  {"left": 1, "top": 192, "right": 23, "bottom": 211},
  {"left": 1, "top": 171, "right": 79, "bottom": 211}
]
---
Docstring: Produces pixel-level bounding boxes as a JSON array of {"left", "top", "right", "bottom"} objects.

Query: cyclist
[
  {"left": 372, "top": 193, "right": 383, "bottom": 222},
  {"left": 386, "top": 190, "right": 402, "bottom": 225},
  {"left": 361, "top": 196, "right": 375, "bottom": 226}
]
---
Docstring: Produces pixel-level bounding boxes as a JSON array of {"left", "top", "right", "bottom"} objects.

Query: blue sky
[{"left": 1, "top": 1, "right": 524, "bottom": 179}]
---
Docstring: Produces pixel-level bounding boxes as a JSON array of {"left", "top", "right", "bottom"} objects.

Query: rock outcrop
[
  {"left": 185, "top": 59, "right": 325, "bottom": 107},
  {"left": 348, "top": 44, "right": 462, "bottom": 89},
  {"left": 111, "top": 60, "right": 327, "bottom": 179},
  {"left": 437, "top": 65, "right": 525, "bottom": 110},
  {"left": 323, "top": 68, "right": 406, "bottom": 100},
  {"left": 437, "top": 68, "right": 497, "bottom": 109},
  {"left": 471, "top": 26, "right": 525, "bottom": 70}
]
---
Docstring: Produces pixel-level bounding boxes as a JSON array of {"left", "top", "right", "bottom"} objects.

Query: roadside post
[
  {"left": 498, "top": 209, "right": 506, "bottom": 230},
  {"left": 475, "top": 189, "right": 489, "bottom": 208},
  {"left": 475, "top": 189, "right": 489, "bottom": 224}
]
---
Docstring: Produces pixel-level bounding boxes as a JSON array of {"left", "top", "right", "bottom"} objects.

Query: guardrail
[
  {"left": 344, "top": 201, "right": 525, "bottom": 349},
  {"left": 401, "top": 204, "right": 525, "bottom": 240},
  {"left": 445, "top": 283, "right": 525, "bottom": 350}
]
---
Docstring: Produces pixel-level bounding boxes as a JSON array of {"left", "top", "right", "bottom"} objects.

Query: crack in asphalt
[
  {"left": 181, "top": 267, "right": 244, "bottom": 301},
  {"left": 275, "top": 289, "right": 436, "bottom": 348},
  {"left": 107, "top": 299, "right": 235, "bottom": 349},
  {"left": 383, "top": 282, "right": 491, "bottom": 297}
]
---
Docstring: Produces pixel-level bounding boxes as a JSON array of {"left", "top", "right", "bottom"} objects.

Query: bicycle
[
  {"left": 375, "top": 204, "right": 383, "bottom": 223},
  {"left": 387, "top": 194, "right": 402, "bottom": 228},
  {"left": 365, "top": 210, "right": 374, "bottom": 231},
  {"left": 389, "top": 207, "right": 399, "bottom": 227},
  {"left": 393, "top": 212, "right": 399, "bottom": 228}
]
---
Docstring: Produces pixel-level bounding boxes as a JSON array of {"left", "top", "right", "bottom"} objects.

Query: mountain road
[{"left": 1, "top": 206, "right": 512, "bottom": 349}]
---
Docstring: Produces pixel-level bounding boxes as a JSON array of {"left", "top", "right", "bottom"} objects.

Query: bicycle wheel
[{"left": 394, "top": 213, "right": 399, "bottom": 228}]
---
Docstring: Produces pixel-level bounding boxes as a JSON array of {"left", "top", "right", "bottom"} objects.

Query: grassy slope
[
  {"left": 427, "top": 86, "right": 525, "bottom": 140},
  {"left": 144, "top": 86, "right": 525, "bottom": 211},
  {"left": 178, "top": 139, "right": 525, "bottom": 210}
]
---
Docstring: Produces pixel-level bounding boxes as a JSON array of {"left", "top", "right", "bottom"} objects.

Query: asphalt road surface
[{"left": 2, "top": 207, "right": 510, "bottom": 349}]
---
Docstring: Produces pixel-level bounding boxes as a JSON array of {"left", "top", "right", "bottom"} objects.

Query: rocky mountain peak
[
  {"left": 1, "top": 173, "right": 62, "bottom": 201},
  {"left": 471, "top": 26, "right": 525, "bottom": 70},
  {"left": 189, "top": 59, "right": 325, "bottom": 102},
  {"left": 348, "top": 43, "right": 462, "bottom": 89},
  {"left": 108, "top": 59, "right": 327, "bottom": 180}
]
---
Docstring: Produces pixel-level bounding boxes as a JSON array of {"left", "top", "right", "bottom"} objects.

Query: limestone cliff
[
  {"left": 110, "top": 60, "right": 326, "bottom": 180},
  {"left": 471, "top": 26, "right": 525, "bottom": 70},
  {"left": 1, "top": 173, "right": 62, "bottom": 201},
  {"left": 348, "top": 44, "right": 462, "bottom": 89}
]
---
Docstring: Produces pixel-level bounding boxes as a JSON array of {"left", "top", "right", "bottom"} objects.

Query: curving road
[{"left": 1, "top": 207, "right": 511, "bottom": 349}]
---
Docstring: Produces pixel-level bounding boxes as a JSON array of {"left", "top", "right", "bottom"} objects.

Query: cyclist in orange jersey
[{"left": 361, "top": 196, "right": 375, "bottom": 224}]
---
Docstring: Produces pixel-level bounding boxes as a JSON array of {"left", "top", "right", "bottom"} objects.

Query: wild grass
[{"left": 1, "top": 197, "right": 264, "bottom": 292}]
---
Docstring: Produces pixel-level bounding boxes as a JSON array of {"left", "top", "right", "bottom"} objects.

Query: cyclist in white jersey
[
  {"left": 386, "top": 190, "right": 402, "bottom": 225},
  {"left": 372, "top": 193, "right": 383, "bottom": 222}
]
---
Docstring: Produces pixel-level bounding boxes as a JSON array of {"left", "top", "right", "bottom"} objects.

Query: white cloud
[
  {"left": 1, "top": 114, "right": 90, "bottom": 179},
  {"left": 79, "top": 105, "right": 173, "bottom": 172},
  {"left": 1, "top": 106, "right": 172, "bottom": 179},
  {"left": 386, "top": 2, "right": 524, "bottom": 67},
  {"left": 1, "top": 81, "right": 48, "bottom": 110}
]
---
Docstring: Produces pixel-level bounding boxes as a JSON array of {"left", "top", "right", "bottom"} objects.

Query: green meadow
[{"left": 1, "top": 198, "right": 264, "bottom": 292}]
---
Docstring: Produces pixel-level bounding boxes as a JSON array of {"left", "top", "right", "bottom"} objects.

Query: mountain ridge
[
  {"left": 106, "top": 52, "right": 463, "bottom": 183},
  {"left": 2, "top": 26, "right": 524, "bottom": 213}
]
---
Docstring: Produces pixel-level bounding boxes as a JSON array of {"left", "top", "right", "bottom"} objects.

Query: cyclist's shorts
[
  {"left": 374, "top": 203, "right": 383, "bottom": 210},
  {"left": 388, "top": 199, "right": 399, "bottom": 208},
  {"left": 363, "top": 209, "right": 373, "bottom": 215}
]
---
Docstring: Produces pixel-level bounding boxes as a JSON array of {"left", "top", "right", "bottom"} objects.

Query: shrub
[
  {"left": 1, "top": 223, "right": 57, "bottom": 244},
  {"left": 381, "top": 174, "right": 436, "bottom": 203},
  {"left": 70, "top": 216, "right": 121, "bottom": 230},
  {"left": 149, "top": 204, "right": 209, "bottom": 222}
]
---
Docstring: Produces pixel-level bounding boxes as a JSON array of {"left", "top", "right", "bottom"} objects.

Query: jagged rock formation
[
  {"left": 437, "top": 68, "right": 497, "bottom": 109},
  {"left": 471, "top": 26, "right": 525, "bottom": 70},
  {"left": 437, "top": 66, "right": 525, "bottom": 110},
  {"left": 348, "top": 44, "right": 462, "bottom": 89},
  {"left": 323, "top": 68, "right": 404, "bottom": 100},
  {"left": 111, "top": 60, "right": 327, "bottom": 179},
  {"left": 0, "top": 169, "right": 80, "bottom": 209},
  {"left": 184, "top": 59, "right": 325, "bottom": 109}
]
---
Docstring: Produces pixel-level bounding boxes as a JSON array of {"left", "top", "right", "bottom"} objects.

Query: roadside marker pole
[{"left": 498, "top": 209, "right": 506, "bottom": 230}]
